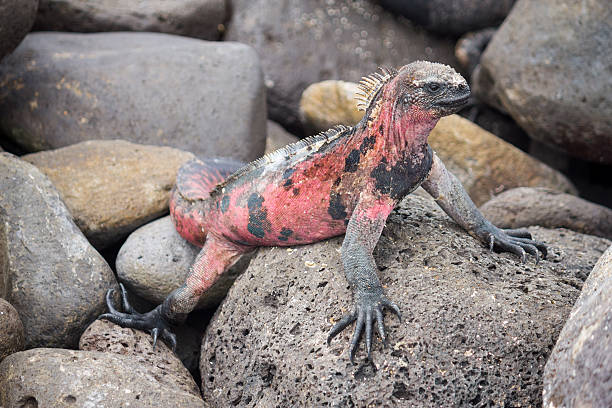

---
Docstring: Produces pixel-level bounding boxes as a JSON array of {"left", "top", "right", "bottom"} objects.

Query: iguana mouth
[{"left": 435, "top": 93, "right": 469, "bottom": 108}]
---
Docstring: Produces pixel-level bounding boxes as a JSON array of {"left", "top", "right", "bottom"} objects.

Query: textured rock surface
[
  {"left": 226, "top": 0, "right": 458, "bottom": 134},
  {"left": 0, "top": 298, "right": 25, "bottom": 362},
  {"left": 543, "top": 244, "right": 612, "bottom": 408},
  {"left": 379, "top": 0, "right": 515, "bottom": 35},
  {"left": 300, "top": 80, "right": 363, "bottom": 134},
  {"left": 0, "top": 348, "right": 208, "bottom": 407},
  {"left": 200, "top": 191, "right": 609, "bottom": 407},
  {"left": 0, "top": 153, "right": 117, "bottom": 348},
  {"left": 23, "top": 140, "right": 195, "bottom": 249},
  {"left": 0, "top": 32, "right": 266, "bottom": 161},
  {"left": 117, "top": 216, "right": 254, "bottom": 310},
  {"left": 80, "top": 319, "right": 200, "bottom": 397},
  {"left": 265, "top": 121, "right": 299, "bottom": 155},
  {"left": 481, "top": 187, "right": 612, "bottom": 240},
  {"left": 34, "top": 0, "right": 227, "bottom": 40},
  {"left": 0, "top": 0, "right": 38, "bottom": 61},
  {"left": 473, "top": 0, "right": 612, "bottom": 164}
]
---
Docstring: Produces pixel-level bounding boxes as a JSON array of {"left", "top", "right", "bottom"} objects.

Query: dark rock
[
  {"left": 543, "top": 244, "right": 612, "bottom": 408},
  {"left": 116, "top": 216, "right": 254, "bottom": 310},
  {"left": 455, "top": 27, "right": 496, "bottom": 76},
  {"left": 23, "top": 140, "right": 195, "bottom": 249},
  {"left": 0, "top": 0, "right": 38, "bottom": 61},
  {"left": 265, "top": 121, "right": 299, "bottom": 155},
  {"left": 0, "top": 32, "right": 266, "bottom": 162},
  {"left": 200, "top": 191, "right": 609, "bottom": 407},
  {"left": 0, "top": 348, "right": 208, "bottom": 407},
  {"left": 80, "top": 319, "right": 200, "bottom": 397},
  {"left": 379, "top": 0, "right": 515, "bottom": 36},
  {"left": 0, "top": 298, "right": 25, "bottom": 362},
  {"left": 0, "top": 152, "right": 117, "bottom": 348},
  {"left": 34, "top": 0, "right": 227, "bottom": 40},
  {"left": 473, "top": 0, "right": 612, "bottom": 164},
  {"left": 480, "top": 187, "right": 612, "bottom": 240},
  {"left": 226, "top": 0, "right": 458, "bottom": 134}
]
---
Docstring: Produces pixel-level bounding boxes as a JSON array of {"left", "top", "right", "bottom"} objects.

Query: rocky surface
[
  {"left": 0, "top": 348, "right": 208, "bottom": 407},
  {"left": 543, "top": 244, "right": 612, "bottom": 408},
  {"left": 0, "top": 298, "right": 25, "bottom": 362},
  {"left": 0, "top": 32, "right": 266, "bottom": 161},
  {"left": 34, "top": 0, "right": 227, "bottom": 40},
  {"left": 200, "top": 191, "right": 609, "bottom": 407},
  {"left": 481, "top": 187, "right": 612, "bottom": 240},
  {"left": 0, "top": 0, "right": 38, "bottom": 61},
  {"left": 0, "top": 153, "right": 117, "bottom": 348},
  {"left": 226, "top": 0, "right": 458, "bottom": 134},
  {"left": 265, "top": 121, "right": 299, "bottom": 155},
  {"left": 80, "top": 319, "right": 200, "bottom": 397},
  {"left": 23, "top": 140, "right": 195, "bottom": 249},
  {"left": 379, "top": 0, "right": 515, "bottom": 35},
  {"left": 116, "top": 216, "right": 254, "bottom": 310},
  {"left": 473, "top": 0, "right": 612, "bottom": 164},
  {"left": 299, "top": 80, "right": 363, "bottom": 134}
]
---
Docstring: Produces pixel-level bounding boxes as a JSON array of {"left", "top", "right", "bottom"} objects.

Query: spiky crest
[
  {"left": 354, "top": 66, "right": 398, "bottom": 112},
  {"left": 210, "top": 125, "right": 352, "bottom": 195}
]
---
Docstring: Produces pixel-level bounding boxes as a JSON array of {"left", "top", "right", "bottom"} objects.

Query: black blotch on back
[
  {"left": 282, "top": 168, "right": 295, "bottom": 179},
  {"left": 278, "top": 227, "right": 294, "bottom": 241},
  {"left": 344, "top": 149, "right": 360, "bottom": 173},
  {"left": 370, "top": 146, "right": 433, "bottom": 200},
  {"left": 220, "top": 195, "right": 230, "bottom": 213},
  {"left": 328, "top": 192, "right": 347, "bottom": 220},
  {"left": 292, "top": 188, "right": 300, "bottom": 196},
  {"left": 283, "top": 178, "right": 293, "bottom": 188},
  {"left": 359, "top": 135, "right": 376, "bottom": 154},
  {"left": 247, "top": 193, "right": 271, "bottom": 239}
]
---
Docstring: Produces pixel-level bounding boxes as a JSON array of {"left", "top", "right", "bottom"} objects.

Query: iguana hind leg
[{"left": 101, "top": 233, "right": 250, "bottom": 350}]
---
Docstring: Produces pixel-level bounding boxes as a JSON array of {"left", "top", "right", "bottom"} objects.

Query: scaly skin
[{"left": 101, "top": 61, "right": 547, "bottom": 361}]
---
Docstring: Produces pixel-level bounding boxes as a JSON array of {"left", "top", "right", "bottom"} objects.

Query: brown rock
[
  {"left": 480, "top": 187, "right": 612, "bottom": 240},
  {"left": 265, "top": 121, "right": 300, "bottom": 155},
  {"left": 429, "top": 115, "right": 577, "bottom": 205},
  {"left": 543, "top": 244, "right": 612, "bottom": 408},
  {"left": 0, "top": 348, "right": 208, "bottom": 407},
  {"left": 0, "top": 299, "right": 25, "bottom": 363},
  {"left": 23, "top": 140, "right": 194, "bottom": 249},
  {"left": 80, "top": 319, "right": 200, "bottom": 397},
  {"left": 300, "top": 80, "right": 363, "bottom": 134}
]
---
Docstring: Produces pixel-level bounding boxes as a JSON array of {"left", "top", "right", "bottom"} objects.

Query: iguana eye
[
  {"left": 401, "top": 95, "right": 410, "bottom": 105},
  {"left": 426, "top": 82, "right": 443, "bottom": 93}
]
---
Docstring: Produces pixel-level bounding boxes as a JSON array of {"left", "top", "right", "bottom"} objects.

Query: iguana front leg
[
  {"left": 101, "top": 233, "right": 249, "bottom": 349},
  {"left": 327, "top": 193, "right": 400, "bottom": 362},
  {"left": 421, "top": 152, "right": 547, "bottom": 262}
]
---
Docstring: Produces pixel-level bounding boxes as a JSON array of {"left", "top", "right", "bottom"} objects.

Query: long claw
[
  {"left": 349, "top": 313, "right": 365, "bottom": 363},
  {"left": 383, "top": 299, "right": 402, "bottom": 323},
  {"left": 327, "top": 313, "right": 356, "bottom": 345},
  {"left": 118, "top": 283, "right": 138, "bottom": 314},
  {"left": 365, "top": 310, "right": 373, "bottom": 358},
  {"left": 151, "top": 327, "right": 160, "bottom": 349},
  {"left": 513, "top": 237, "right": 548, "bottom": 259},
  {"left": 521, "top": 243, "right": 539, "bottom": 264},
  {"left": 375, "top": 308, "right": 386, "bottom": 345},
  {"left": 162, "top": 329, "right": 177, "bottom": 352},
  {"left": 489, "top": 234, "right": 495, "bottom": 252}
]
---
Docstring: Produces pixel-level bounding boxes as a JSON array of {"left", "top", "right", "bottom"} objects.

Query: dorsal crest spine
[{"left": 355, "top": 66, "right": 398, "bottom": 112}]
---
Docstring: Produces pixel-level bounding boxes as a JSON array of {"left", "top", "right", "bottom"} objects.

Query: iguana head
[{"left": 356, "top": 61, "right": 469, "bottom": 147}]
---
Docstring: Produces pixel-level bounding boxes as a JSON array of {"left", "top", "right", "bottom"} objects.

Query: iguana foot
[
  {"left": 99, "top": 283, "right": 177, "bottom": 351},
  {"left": 327, "top": 290, "right": 401, "bottom": 363},
  {"left": 483, "top": 226, "right": 547, "bottom": 264}
]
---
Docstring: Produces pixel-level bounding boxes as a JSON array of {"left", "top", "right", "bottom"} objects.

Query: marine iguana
[{"left": 101, "top": 61, "right": 546, "bottom": 362}]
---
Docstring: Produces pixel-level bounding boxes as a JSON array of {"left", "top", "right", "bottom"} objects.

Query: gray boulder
[
  {"left": 34, "top": 0, "right": 227, "bottom": 40},
  {"left": 0, "top": 32, "right": 266, "bottom": 162},
  {"left": 0, "top": 298, "right": 25, "bottom": 362},
  {"left": 481, "top": 187, "right": 612, "bottom": 240},
  {"left": 23, "top": 140, "right": 195, "bottom": 249},
  {"left": 0, "top": 153, "right": 117, "bottom": 348},
  {"left": 543, "top": 244, "right": 612, "bottom": 407},
  {"left": 0, "top": 348, "right": 208, "bottom": 407},
  {"left": 116, "top": 216, "right": 253, "bottom": 310},
  {"left": 200, "top": 191, "right": 609, "bottom": 407},
  {"left": 225, "top": 0, "right": 458, "bottom": 134},
  {"left": 473, "top": 0, "right": 612, "bottom": 164},
  {"left": 379, "top": 0, "right": 516, "bottom": 36},
  {"left": 0, "top": 0, "right": 38, "bottom": 61},
  {"left": 265, "top": 121, "right": 299, "bottom": 155}
]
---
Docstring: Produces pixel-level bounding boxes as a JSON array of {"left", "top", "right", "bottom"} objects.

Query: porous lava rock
[{"left": 200, "top": 191, "right": 609, "bottom": 407}]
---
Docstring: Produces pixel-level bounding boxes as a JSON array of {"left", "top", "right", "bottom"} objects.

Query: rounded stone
[
  {"left": 0, "top": 0, "right": 38, "bottom": 61},
  {"left": 0, "top": 299, "right": 25, "bottom": 363}
]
